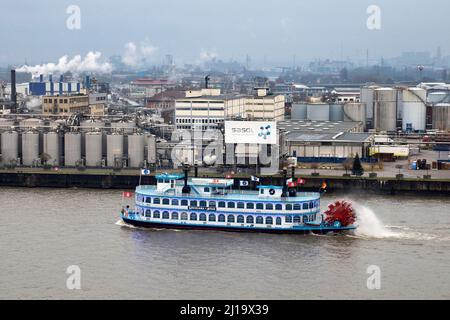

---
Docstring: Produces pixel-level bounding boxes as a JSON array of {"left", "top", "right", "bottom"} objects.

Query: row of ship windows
[
  {"left": 137, "top": 209, "right": 317, "bottom": 224},
  {"left": 136, "top": 196, "right": 319, "bottom": 211}
]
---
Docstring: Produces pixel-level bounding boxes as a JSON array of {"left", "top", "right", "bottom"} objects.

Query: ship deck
[{"left": 136, "top": 185, "right": 320, "bottom": 202}]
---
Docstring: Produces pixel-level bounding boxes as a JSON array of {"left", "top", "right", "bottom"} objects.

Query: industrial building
[
  {"left": 278, "top": 120, "right": 370, "bottom": 160},
  {"left": 42, "top": 92, "right": 107, "bottom": 116},
  {"left": 244, "top": 88, "right": 285, "bottom": 121},
  {"left": 175, "top": 87, "right": 285, "bottom": 131},
  {"left": 29, "top": 75, "right": 83, "bottom": 96},
  {"left": 175, "top": 89, "right": 247, "bottom": 131},
  {"left": 284, "top": 132, "right": 373, "bottom": 160},
  {"left": 42, "top": 95, "right": 90, "bottom": 115}
]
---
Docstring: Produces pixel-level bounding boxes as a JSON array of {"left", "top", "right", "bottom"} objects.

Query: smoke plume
[
  {"left": 122, "top": 39, "right": 158, "bottom": 67},
  {"left": 17, "top": 52, "right": 112, "bottom": 78}
]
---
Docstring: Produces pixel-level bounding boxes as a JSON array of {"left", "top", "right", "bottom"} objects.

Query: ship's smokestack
[
  {"left": 281, "top": 168, "right": 288, "bottom": 197},
  {"left": 289, "top": 166, "right": 297, "bottom": 197},
  {"left": 182, "top": 164, "right": 191, "bottom": 194},
  {"left": 10, "top": 69, "right": 17, "bottom": 112}
]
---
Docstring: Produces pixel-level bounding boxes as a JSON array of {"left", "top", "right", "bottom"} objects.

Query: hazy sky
[{"left": 1, "top": 0, "right": 449, "bottom": 67}]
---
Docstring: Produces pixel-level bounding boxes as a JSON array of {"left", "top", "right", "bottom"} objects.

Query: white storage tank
[
  {"left": 402, "top": 88, "right": 426, "bottom": 131},
  {"left": 64, "top": 132, "right": 82, "bottom": 166},
  {"left": 128, "top": 133, "right": 145, "bottom": 168},
  {"left": 343, "top": 103, "right": 367, "bottom": 128},
  {"left": 85, "top": 132, "right": 103, "bottom": 167},
  {"left": 307, "top": 103, "right": 330, "bottom": 121},
  {"left": 22, "top": 131, "right": 40, "bottom": 166},
  {"left": 1, "top": 131, "right": 19, "bottom": 164},
  {"left": 360, "top": 86, "right": 379, "bottom": 123},
  {"left": 107, "top": 133, "right": 124, "bottom": 167},
  {"left": 374, "top": 88, "right": 398, "bottom": 131},
  {"left": 291, "top": 104, "right": 307, "bottom": 120},
  {"left": 329, "top": 104, "right": 344, "bottom": 121},
  {"left": 43, "top": 131, "right": 60, "bottom": 166},
  {"left": 146, "top": 134, "right": 157, "bottom": 164}
]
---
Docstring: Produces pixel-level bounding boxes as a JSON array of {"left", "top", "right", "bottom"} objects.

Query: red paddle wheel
[{"left": 324, "top": 200, "right": 356, "bottom": 227}]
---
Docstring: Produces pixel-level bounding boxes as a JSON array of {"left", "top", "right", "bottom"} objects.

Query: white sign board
[{"left": 225, "top": 121, "right": 277, "bottom": 145}]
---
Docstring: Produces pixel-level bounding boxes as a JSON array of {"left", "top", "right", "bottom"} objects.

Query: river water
[{"left": 0, "top": 187, "right": 448, "bottom": 300}]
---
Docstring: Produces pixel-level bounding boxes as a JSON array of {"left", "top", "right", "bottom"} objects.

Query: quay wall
[{"left": 0, "top": 170, "right": 449, "bottom": 195}]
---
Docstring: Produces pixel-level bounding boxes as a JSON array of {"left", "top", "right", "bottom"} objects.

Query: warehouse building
[
  {"left": 284, "top": 132, "right": 373, "bottom": 160},
  {"left": 278, "top": 120, "right": 372, "bottom": 161}
]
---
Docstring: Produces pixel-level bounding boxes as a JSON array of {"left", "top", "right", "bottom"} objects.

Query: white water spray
[{"left": 352, "top": 203, "right": 400, "bottom": 238}]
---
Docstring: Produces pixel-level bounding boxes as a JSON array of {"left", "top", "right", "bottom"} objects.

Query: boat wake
[
  {"left": 349, "top": 203, "right": 437, "bottom": 241},
  {"left": 115, "top": 219, "right": 141, "bottom": 229}
]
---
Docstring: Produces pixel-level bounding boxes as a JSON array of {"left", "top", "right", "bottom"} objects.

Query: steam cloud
[
  {"left": 17, "top": 51, "right": 112, "bottom": 78},
  {"left": 122, "top": 39, "right": 158, "bottom": 67},
  {"left": 199, "top": 49, "right": 218, "bottom": 62}
]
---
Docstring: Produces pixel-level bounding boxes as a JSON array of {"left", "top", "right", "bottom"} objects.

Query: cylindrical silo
[
  {"left": 85, "top": 132, "right": 103, "bottom": 167},
  {"left": 432, "top": 103, "right": 450, "bottom": 131},
  {"left": 107, "top": 133, "right": 124, "bottom": 167},
  {"left": 43, "top": 131, "right": 60, "bottom": 166},
  {"left": 374, "top": 88, "right": 398, "bottom": 131},
  {"left": 291, "top": 104, "right": 307, "bottom": 120},
  {"left": 127, "top": 133, "right": 145, "bottom": 168},
  {"left": 402, "top": 88, "right": 427, "bottom": 131},
  {"left": 343, "top": 103, "right": 367, "bottom": 128},
  {"left": 146, "top": 134, "right": 157, "bottom": 164},
  {"left": 360, "top": 86, "right": 379, "bottom": 126},
  {"left": 329, "top": 104, "right": 344, "bottom": 121},
  {"left": 22, "top": 131, "right": 40, "bottom": 166},
  {"left": 307, "top": 103, "right": 330, "bottom": 121},
  {"left": 1, "top": 131, "right": 19, "bottom": 164},
  {"left": 64, "top": 132, "right": 82, "bottom": 166}
]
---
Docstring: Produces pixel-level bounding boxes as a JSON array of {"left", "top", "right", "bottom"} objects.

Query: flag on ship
[
  {"left": 297, "top": 178, "right": 306, "bottom": 185},
  {"left": 286, "top": 178, "right": 297, "bottom": 188},
  {"left": 141, "top": 169, "right": 151, "bottom": 175},
  {"left": 122, "top": 191, "right": 133, "bottom": 198},
  {"left": 251, "top": 176, "right": 260, "bottom": 182},
  {"left": 239, "top": 180, "right": 249, "bottom": 187}
]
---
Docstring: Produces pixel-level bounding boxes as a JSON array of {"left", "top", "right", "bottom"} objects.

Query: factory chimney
[
  {"left": 205, "top": 75, "right": 210, "bottom": 89},
  {"left": 10, "top": 69, "right": 17, "bottom": 112}
]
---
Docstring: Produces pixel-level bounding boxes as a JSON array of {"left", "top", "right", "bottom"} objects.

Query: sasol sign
[{"left": 225, "top": 121, "right": 277, "bottom": 144}]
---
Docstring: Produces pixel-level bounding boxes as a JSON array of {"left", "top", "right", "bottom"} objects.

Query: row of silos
[
  {"left": 359, "top": 86, "right": 427, "bottom": 132},
  {"left": 64, "top": 132, "right": 156, "bottom": 167},
  {"left": 292, "top": 103, "right": 345, "bottom": 121},
  {"left": 0, "top": 130, "right": 157, "bottom": 168},
  {"left": 0, "top": 130, "right": 57, "bottom": 166}
]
